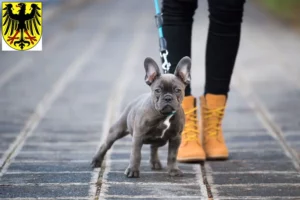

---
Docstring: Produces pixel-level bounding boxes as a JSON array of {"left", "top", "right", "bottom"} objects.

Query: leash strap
[{"left": 153, "top": 0, "right": 171, "bottom": 74}]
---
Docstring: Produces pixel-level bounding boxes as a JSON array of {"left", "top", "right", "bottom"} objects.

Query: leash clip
[{"left": 160, "top": 50, "right": 171, "bottom": 73}]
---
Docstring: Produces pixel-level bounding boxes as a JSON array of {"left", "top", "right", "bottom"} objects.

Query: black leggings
[{"left": 162, "top": 0, "right": 246, "bottom": 96}]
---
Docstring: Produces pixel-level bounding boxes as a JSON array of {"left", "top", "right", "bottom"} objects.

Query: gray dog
[{"left": 91, "top": 56, "right": 191, "bottom": 178}]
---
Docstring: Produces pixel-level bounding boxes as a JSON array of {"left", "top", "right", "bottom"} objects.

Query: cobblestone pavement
[{"left": 0, "top": 0, "right": 300, "bottom": 199}]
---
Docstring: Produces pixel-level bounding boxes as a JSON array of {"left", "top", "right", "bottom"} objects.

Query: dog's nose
[{"left": 164, "top": 95, "right": 173, "bottom": 103}]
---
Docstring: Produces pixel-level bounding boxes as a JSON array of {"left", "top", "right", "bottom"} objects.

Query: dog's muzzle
[{"left": 160, "top": 105, "right": 175, "bottom": 115}]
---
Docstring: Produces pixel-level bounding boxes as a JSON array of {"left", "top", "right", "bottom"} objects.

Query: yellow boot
[
  {"left": 177, "top": 96, "right": 206, "bottom": 162},
  {"left": 200, "top": 94, "right": 229, "bottom": 160}
]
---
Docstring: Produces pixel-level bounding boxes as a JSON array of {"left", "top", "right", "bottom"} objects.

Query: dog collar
[{"left": 168, "top": 111, "right": 176, "bottom": 117}]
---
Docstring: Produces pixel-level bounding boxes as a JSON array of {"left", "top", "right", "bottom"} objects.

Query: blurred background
[{"left": 0, "top": 0, "right": 300, "bottom": 199}]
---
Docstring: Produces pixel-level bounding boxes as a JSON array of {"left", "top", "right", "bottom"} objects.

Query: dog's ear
[
  {"left": 174, "top": 56, "right": 191, "bottom": 85},
  {"left": 144, "top": 57, "right": 161, "bottom": 85}
]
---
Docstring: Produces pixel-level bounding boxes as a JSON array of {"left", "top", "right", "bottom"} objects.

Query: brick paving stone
[
  {"left": 21, "top": 146, "right": 97, "bottom": 153},
  {"left": 0, "top": 185, "right": 89, "bottom": 198},
  {"left": 0, "top": 142, "right": 11, "bottom": 151},
  {"left": 118, "top": 135, "right": 132, "bottom": 142},
  {"left": 207, "top": 161, "right": 298, "bottom": 172},
  {"left": 111, "top": 143, "right": 169, "bottom": 152},
  {"left": 226, "top": 141, "right": 280, "bottom": 150},
  {"left": 14, "top": 152, "right": 94, "bottom": 161},
  {"left": 223, "top": 112, "right": 266, "bottom": 131},
  {"left": 224, "top": 135, "right": 276, "bottom": 143},
  {"left": 26, "top": 134, "right": 100, "bottom": 143},
  {"left": 103, "top": 184, "right": 203, "bottom": 197},
  {"left": 112, "top": 143, "right": 139, "bottom": 150},
  {"left": 105, "top": 171, "right": 198, "bottom": 184},
  {"left": 0, "top": 136, "right": 17, "bottom": 144},
  {"left": 34, "top": 123, "right": 102, "bottom": 134},
  {"left": 110, "top": 152, "right": 169, "bottom": 161},
  {"left": 0, "top": 123, "right": 23, "bottom": 134},
  {"left": 222, "top": 198, "right": 300, "bottom": 200},
  {"left": 255, "top": 90, "right": 300, "bottom": 112},
  {"left": 209, "top": 173, "right": 300, "bottom": 185},
  {"left": 21, "top": 149, "right": 95, "bottom": 154},
  {"left": 22, "top": 143, "right": 98, "bottom": 151},
  {"left": 0, "top": 173, "right": 92, "bottom": 184},
  {"left": 225, "top": 96, "right": 252, "bottom": 112},
  {"left": 270, "top": 111, "right": 300, "bottom": 131},
  {"left": 286, "top": 135, "right": 300, "bottom": 141},
  {"left": 274, "top": 131, "right": 300, "bottom": 162},
  {"left": 8, "top": 162, "right": 93, "bottom": 172},
  {"left": 0, "top": 133, "right": 19, "bottom": 138},
  {"left": 105, "top": 198, "right": 201, "bottom": 200},
  {"left": 112, "top": 142, "right": 132, "bottom": 148},
  {"left": 214, "top": 185, "right": 300, "bottom": 197},
  {"left": 224, "top": 130, "right": 270, "bottom": 136},
  {"left": 227, "top": 150, "right": 290, "bottom": 161},
  {"left": 281, "top": 131, "right": 300, "bottom": 159},
  {"left": 107, "top": 161, "right": 197, "bottom": 173},
  {"left": 34, "top": 131, "right": 101, "bottom": 136}
]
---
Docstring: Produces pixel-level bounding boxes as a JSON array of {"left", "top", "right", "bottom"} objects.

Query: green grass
[{"left": 257, "top": 0, "right": 300, "bottom": 21}]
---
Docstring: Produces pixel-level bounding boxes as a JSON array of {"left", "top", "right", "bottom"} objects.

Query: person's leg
[
  {"left": 205, "top": 0, "right": 245, "bottom": 95},
  {"left": 162, "top": 0, "right": 197, "bottom": 96},
  {"left": 201, "top": 0, "right": 246, "bottom": 160},
  {"left": 162, "top": 0, "right": 206, "bottom": 162}
]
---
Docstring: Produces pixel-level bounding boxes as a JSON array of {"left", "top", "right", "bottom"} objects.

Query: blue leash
[{"left": 153, "top": 0, "right": 171, "bottom": 74}]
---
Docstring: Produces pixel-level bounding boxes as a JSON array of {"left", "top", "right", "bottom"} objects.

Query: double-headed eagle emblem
[{"left": 2, "top": 2, "right": 42, "bottom": 50}]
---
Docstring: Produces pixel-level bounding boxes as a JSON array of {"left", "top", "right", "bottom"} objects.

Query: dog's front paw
[
  {"left": 91, "top": 157, "right": 103, "bottom": 168},
  {"left": 168, "top": 168, "right": 183, "bottom": 177},
  {"left": 150, "top": 160, "right": 163, "bottom": 170},
  {"left": 124, "top": 167, "right": 140, "bottom": 178}
]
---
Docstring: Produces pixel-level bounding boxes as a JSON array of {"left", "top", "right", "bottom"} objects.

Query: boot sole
[
  {"left": 177, "top": 157, "right": 206, "bottom": 163},
  {"left": 206, "top": 156, "right": 228, "bottom": 161}
]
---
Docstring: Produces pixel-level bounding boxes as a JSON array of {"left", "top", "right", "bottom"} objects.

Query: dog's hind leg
[
  {"left": 149, "top": 145, "right": 162, "bottom": 170},
  {"left": 91, "top": 122, "right": 129, "bottom": 168},
  {"left": 92, "top": 105, "right": 131, "bottom": 168}
]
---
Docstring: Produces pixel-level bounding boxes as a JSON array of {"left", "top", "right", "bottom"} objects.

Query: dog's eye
[
  {"left": 175, "top": 88, "right": 181, "bottom": 93},
  {"left": 155, "top": 89, "right": 161, "bottom": 93}
]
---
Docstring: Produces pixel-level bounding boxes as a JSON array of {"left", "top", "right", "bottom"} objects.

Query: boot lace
[
  {"left": 203, "top": 106, "right": 225, "bottom": 138},
  {"left": 182, "top": 107, "right": 199, "bottom": 141}
]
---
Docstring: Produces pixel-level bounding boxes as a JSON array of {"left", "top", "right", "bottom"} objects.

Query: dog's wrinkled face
[
  {"left": 144, "top": 56, "right": 191, "bottom": 115},
  {"left": 150, "top": 74, "right": 185, "bottom": 115}
]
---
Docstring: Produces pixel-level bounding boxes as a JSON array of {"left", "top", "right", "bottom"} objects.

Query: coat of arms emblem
[{"left": 2, "top": 2, "right": 42, "bottom": 51}]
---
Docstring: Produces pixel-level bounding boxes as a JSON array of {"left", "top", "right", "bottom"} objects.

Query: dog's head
[{"left": 144, "top": 56, "right": 191, "bottom": 115}]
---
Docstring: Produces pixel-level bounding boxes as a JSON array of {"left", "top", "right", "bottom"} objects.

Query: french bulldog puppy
[{"left": 91, "top": 56, "right": 191, "bottom": 178}]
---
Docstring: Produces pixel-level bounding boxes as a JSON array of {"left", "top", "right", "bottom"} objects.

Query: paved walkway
[{"left": 0, "top": 0, "right": 300, "bottom": 199}]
